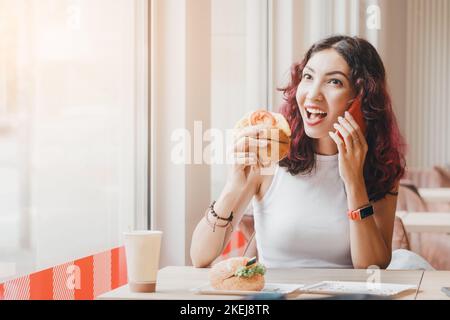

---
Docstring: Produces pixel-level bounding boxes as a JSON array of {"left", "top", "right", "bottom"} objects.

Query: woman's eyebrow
[{"left": 304, "top": 66, "right": 349, "bottom": 81}]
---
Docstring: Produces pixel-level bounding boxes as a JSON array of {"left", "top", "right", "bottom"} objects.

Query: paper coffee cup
[{"left": 124, "top": 230, "right": 162, "bottom": 293}]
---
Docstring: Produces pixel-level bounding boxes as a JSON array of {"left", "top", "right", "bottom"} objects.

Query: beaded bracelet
[{"left": 205, "top": 201, "right": 234, "bottom": 232}]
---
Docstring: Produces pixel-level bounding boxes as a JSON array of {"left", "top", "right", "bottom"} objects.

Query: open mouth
[{"left": 306, "top": 108, "right": 328, "bottom": 121}]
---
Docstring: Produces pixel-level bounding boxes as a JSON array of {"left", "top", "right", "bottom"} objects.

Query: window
[{"left": 0, "top": 0, "right": 148, "bottom": 281}]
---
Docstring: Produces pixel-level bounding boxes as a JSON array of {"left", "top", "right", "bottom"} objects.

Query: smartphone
[
  {"left": 337, "top": 96, "right": 366, "bottom": 140},
  {"left": 348, "top": 96, "right": 367, "bottom": 135}
]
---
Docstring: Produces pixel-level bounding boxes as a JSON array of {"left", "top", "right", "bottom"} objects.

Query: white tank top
[{"left": 251, "top": 153, "right": 353, "bottom": 268}]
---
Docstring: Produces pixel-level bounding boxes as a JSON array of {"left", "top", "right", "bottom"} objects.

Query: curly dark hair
[{"left": 278, "top": 35, "right": 407, "bottom": 202}]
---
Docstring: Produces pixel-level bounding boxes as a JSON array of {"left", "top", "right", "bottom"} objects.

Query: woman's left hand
[{"left": 328, "top": 111, "right": 368, "bottom": 187}]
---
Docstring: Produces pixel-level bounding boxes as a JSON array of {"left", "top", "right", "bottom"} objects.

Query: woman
[{"left": 191, "top": 35, "right": 407, "bottom": 269}]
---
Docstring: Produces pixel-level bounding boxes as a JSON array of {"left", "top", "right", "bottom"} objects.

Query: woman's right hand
[{"left": 226, "top": 125, "right": 269, "bottom": 191}]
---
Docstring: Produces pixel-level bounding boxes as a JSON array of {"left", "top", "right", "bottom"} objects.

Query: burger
[
  {"left": 234, "top": 110, "right": 291, "bottom": 166},
  {"left": 209, "top": 257, "right": 266, "bottom": 291}
]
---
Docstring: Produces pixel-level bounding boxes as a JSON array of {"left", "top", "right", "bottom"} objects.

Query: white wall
[
  {"left": 404, "top": 0, "right": 450, "bottom": 168},
  {"left": 210, "top": 0, "right": 269, "bottom": 200},
  {"left": 151, "top": 0, "right": 211, "bottom": 267}
]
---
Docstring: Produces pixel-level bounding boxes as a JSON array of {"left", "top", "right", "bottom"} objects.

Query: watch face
[{"left": 360, "top": 206, "right": 374, "bottom": 219}]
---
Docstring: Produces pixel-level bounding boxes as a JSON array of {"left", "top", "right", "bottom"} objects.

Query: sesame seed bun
[
  {"left": 234, "top": 110, "right": 291, "bottom": 166},
  {"left": 209, "top": 257, "right": 265, "bottom": 291}
]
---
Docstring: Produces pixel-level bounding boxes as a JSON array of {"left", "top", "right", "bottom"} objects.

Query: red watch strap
[
  {"left": 348, "top": 204, "right": 373, "bottom": 221},
  {"left": 347, "top": 209, "right": 362, "bottom": 221}
]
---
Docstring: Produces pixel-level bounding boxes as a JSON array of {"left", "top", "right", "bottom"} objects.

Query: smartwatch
[{"left": 348, "top": 204, "right": 374, "bottom": 221}]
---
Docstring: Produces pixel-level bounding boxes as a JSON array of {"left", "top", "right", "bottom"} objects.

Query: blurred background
[{"left": 0, "top": 0, "right": 449, "bottom": 281}]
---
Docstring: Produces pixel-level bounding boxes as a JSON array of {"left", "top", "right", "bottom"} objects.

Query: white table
[
  {"left": 98, "top": 266, "right": 428, "bottom": 300},
  {"left": 416, "top": 271, "right": 450, "bottom": 300},
  {"left": 397, "top": 211, "right": 450, "bottom": 234},
  {"left": 419, "top": 188, "right": 450, "bottom": 203}
]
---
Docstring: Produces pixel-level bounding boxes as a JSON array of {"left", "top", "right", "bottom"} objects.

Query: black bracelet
[{"left": 209, "top": 201, "right": 234, "bottom": 222}]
